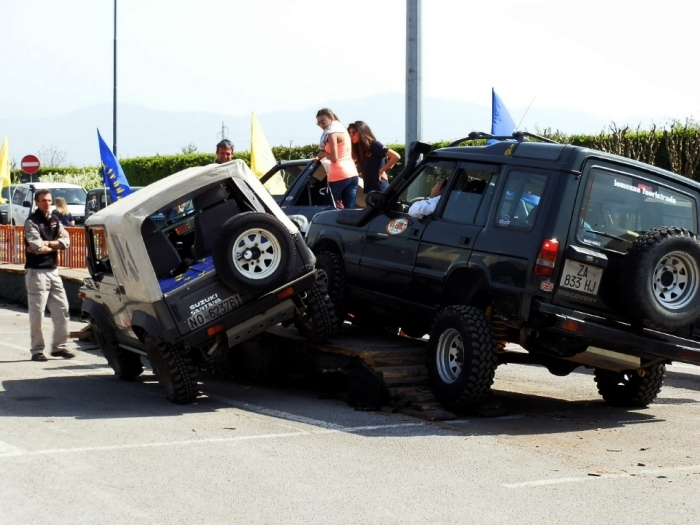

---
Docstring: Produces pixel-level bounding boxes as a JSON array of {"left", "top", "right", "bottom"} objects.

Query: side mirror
[
  {"left": 22, "top": 201, "right": 31, "bottom": 208},
  {"left": 365, "top": 191, "right": 386, "bottom": 209}
]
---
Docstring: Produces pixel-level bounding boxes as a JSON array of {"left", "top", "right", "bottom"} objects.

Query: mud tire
[
  {"left": 92, "top": 321, "right": 143, "bottom": 380},
  {"left": 213, "top": 212, "right": 295, "bottom": 294},
  {"left": 145, "top": 336, "right": 198, "bottom": 404},
  {"left": 295, "top": 271, "right": 339, "bottom": 344},
  {"left": 621, "top": 227, "right": 700, "bottom": 331},
  {"left": 314, "top": 250, "right": 347, "bottom": 329},
  {"left": 427, "top": 305, "right": 498, "bottom": 412},
  {"left": 594, "top": 364, "right": 665, "bottom": 407}
]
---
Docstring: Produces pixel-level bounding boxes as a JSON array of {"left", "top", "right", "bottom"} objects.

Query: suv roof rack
[{"left": 447, "top": 131, "right": 558, "bottom": 147}]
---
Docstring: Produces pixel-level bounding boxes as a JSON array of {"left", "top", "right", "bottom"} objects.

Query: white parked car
[{"left": 10, "top": 182, "right": 87, "bottom": 225}]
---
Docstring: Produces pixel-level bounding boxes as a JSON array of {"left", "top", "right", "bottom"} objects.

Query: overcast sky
[{"left": 1, "top": 0, "right": 698, "bottom": 160}]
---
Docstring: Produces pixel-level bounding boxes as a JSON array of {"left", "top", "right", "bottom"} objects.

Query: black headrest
[
  {"left": 141, "top": 217, "right": 158, "bottom": 237},
  {"left": 193, "top": 183, "right": 229, "bottom": 210}
]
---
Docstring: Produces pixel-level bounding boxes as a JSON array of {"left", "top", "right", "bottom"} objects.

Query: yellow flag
[
  {"left": 251, "top": 113, "right": 286, "bottom": 195},
  {"left": 0, "top": 136, "right": 10, "bottom": 204}
]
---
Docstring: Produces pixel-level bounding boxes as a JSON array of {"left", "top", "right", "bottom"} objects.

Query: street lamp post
[{"left": 405, "top": 0, "right": 422, "bottom": 151}]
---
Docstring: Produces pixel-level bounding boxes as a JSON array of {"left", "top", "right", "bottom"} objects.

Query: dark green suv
[{"left": 305, "top": 133, "right": 700, "bottom": 412}]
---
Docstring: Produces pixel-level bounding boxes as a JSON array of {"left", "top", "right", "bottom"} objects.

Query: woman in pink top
[{"left": 314, "top": 108, "right": 359, "bottom": 209}]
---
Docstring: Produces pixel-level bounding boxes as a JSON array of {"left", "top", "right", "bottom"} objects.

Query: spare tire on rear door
[
  {"left": 620, "top": 226, "right": 700, "bottom": 331},
  {"left": 213, "top": 212, "right": 295, "bottom": 294}
]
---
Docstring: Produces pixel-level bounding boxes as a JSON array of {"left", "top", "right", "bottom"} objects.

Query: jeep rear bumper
[
  {"left": 175, "top": 270, "right": 317, "bottom": 348},
  {"left": 536, "top": 303, "right": 700, "bottom": 367}
]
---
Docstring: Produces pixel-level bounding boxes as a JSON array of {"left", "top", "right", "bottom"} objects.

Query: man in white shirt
[{"left": 408, "top": 179, "right": 446, "bottom": 218}]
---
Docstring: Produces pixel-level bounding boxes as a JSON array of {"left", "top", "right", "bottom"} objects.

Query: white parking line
[
  {"left": 0, "top": 421, "right": 426, "bottom": 460},
  {"left": 503, "top": 464, "right": 700, "bottom": 488},
  {"left": 0, "top": 341, "right": 28, "bottom": 352}
]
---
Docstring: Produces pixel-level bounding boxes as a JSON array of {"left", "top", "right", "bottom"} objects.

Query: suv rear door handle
[{"left": 460, "top": 237, "right": 471, "bottom": 246}]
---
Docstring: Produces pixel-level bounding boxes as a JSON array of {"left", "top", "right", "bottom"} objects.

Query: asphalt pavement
[{"left": 1, "top": 304, "right": 699, "bottom": 525}]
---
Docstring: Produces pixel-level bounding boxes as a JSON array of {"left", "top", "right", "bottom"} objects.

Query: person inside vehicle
[
  {"left": 51, "top": 197, "right": 75, "bottom": 227},
  {"left": 408, "top": 179, "right": 447, "bottom": 218},
  {"left": 215, "top": 139, "right": 234, "bottom": 164},
  {"left": 166, "top": 202, "right": 186, "bottom": 221}
]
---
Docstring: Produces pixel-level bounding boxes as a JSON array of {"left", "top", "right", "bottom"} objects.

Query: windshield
[
  {"left": 578, "top": 169, "right": 696, "bottom": 252},
  {"left": 0, "top": 186, "right": 12, "bottom": 203},
  {"left": 51, "top": 187, "right": 87, "bottom": 206},
  {"left": 262, "top": 163, "right": 308, "bottom": 197}
]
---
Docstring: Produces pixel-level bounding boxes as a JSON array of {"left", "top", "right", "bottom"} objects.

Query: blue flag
[
  {"left": 489, "top": 88, "right": 516, "bottom": 145},
  {"left": 97, "top": 129, "right": 132, "bottom": 202}
]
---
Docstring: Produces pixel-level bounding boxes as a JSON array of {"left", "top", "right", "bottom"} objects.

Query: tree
[
  {"left": 36, "top": 146, "right": 68, "bottom": 167},
  {"left": 180, "top": 143, "right": 198, "bottom": 154}
]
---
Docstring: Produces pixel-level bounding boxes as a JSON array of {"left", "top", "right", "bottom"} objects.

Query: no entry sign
[{"left": 21, "top": 155, "right": 41, "bottom": 175}]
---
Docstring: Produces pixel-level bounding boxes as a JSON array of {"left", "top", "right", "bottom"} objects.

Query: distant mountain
[{"left": 0, "top": 93, "right": 666, "bottom": 167}]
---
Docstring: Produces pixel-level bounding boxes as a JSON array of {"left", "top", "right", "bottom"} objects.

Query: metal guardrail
[{"left": 0, "top": 225, "right": 87, "bottom": 269}]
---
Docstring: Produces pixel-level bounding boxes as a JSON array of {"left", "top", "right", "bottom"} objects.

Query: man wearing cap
[
  {"left": 215, "top": 139, "right": 234, "bottom": 164},
  {"left": 24, "top": 189, "right": 74, "bottom": 362}
]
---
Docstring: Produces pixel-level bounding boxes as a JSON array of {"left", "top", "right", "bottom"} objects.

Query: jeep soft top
[{"left": 82, "top": 160, "right": 337, "bottom": 404}]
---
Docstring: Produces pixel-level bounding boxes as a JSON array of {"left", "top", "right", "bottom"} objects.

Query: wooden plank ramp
[{"left": 266, "top": 323, "right": 459, "bottom": 421}]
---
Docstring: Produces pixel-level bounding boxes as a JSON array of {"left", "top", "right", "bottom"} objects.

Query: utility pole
[
  {"left": 113, "top": 0, "right": 118, "bottom": 155},
  {"left": 405, "top": 0, "right": 422, "bottom": 151},
  {"left": 217, "top": 121, "right": 229, "bottom": 141}
]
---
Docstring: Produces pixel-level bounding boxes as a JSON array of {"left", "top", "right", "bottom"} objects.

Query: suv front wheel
[
  {"left": 427, "top": 305, "right": 498, "bottom": 412},
  {"left": 92, "top": 320, "right": 143, "bottom": 380},
  {"left": 294, "top": 271, "right": 339, "bottom": 344}
]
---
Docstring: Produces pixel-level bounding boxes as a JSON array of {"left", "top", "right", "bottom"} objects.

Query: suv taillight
[{"left": 534, "top": 239, "right": 559, "bottom": 277}]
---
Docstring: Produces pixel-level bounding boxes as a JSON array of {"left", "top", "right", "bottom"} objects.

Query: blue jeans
[{"left": 329, "top": 176, "right": 359, "bottom": 209}]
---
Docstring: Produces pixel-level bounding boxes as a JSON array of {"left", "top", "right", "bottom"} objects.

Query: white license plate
[
  {"left": 186, "top": 295, "right": 241, "bottom": 330},
  {"left": 559, "top": 260, "right": 603, "bottom": 295}
]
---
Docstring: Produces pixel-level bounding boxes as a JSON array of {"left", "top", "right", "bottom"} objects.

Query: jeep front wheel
[
  {"left": 427, "top": 306, "right": 498, "bottom": 412},
  {"left": 295, "top": 272, "right": 339, "bottom": 344},
  {"left": 594, "top": 364, "right": 665, "bottom": 407},
  {"left": 315, "top": 250, "right": 347, "bottom": 328},
  {"left": 92, "top": 320, "right": 143, "bottom": 380},
  {"left": 145, "top": 336, "right": 198, "bottom": 404},
  {"left": 621, "top": 227, "right": 700, "bottom": 331},
  {"left": 213, "top": 212, "right": 295, "bottom": 294}
]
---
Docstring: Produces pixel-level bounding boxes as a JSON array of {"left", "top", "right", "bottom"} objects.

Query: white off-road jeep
[{"left": 81, "top": 160, "right": 337, "bottom": 403}]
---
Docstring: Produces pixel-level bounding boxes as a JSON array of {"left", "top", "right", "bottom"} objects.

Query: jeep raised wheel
[
  {"left": 621, "top": 227, "right": 700, "bottom": 331},
  {"left": 92, "top": 320, "right": 143, "bottom": 380},
  {"left": 594, "top": 364, "right": 665, "bottom": 407},
  {"left": 144, "top": 336, "right": 198, "bottom": 404},
  {"left": 427, "top": 306, "right": 498, "bottom": 412},
  {"left": 295, "top": 271, "right": 339, "bottom": 344},
  {"left": 213, "top": 212, "right": 295, "bottom": 294},
  {"left": 315, "top": 250, "right": 347, "bottom": 329}
]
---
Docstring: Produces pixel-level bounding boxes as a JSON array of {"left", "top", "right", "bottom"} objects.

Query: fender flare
[
  {"left": 81, "top": 298, "right": 117, "bottom": 335},
  {"left": 130, "top": 310, "right": 165, "bottom": 343},
  {"left": 441, "top": 265, "right": 491, "bottom": 309},
  {"left": 307, "top": 226, "right": 346, "bottom": 255}
]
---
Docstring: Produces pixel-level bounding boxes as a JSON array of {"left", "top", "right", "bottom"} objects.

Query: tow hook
[{"left": 636, "top": 368, "right": 646, "bottom": 378}]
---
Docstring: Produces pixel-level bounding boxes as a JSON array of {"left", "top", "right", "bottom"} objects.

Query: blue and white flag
[
  {"left": 489, "top": 88, "right": 516, "bottom": 145},
  {"left": 97, "top": 129, "right": 132, "bottom": 202}
]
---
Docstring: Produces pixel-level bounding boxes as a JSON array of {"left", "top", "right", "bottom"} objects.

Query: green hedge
[{"left": 11, "top": 122, "right": 700, "bottom": 186}]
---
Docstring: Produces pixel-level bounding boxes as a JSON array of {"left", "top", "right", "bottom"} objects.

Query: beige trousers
[{"left": 25, "top": 268, "right": 70, "bottom": 355}]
